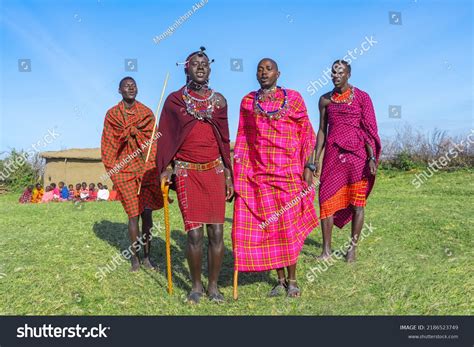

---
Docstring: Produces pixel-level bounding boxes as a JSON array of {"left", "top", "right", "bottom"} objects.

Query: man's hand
[
  {"left": 313, "top": 162, "right": 320, "bottom": 176},
  {"left": 303, "top": 168, "right": 313, "bottom": 186},
  {"left": 160, "top": 168, "right": 173, "bottom": 184},
  {"left": 224, "top": 168, "right": 234, "bottom": 202},
  {"left": 369, "top": 160, "right": 377, "bottom": 176},
  {"left": 225, "top": 177, "right": 234, "bottom": 202},
  {"left": 160, "top": 168, "right": 174, "bottom": 203}
]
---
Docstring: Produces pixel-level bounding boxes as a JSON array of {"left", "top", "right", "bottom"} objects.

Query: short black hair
[
  {"left": 119, "top": 76, "right": 136, "bottom": 88},
  {"left": 258, "top": 58, "right": 279, "bottom": 71},
  {"left": 332, "top": 59, "right": 351, "bottom": 73}
]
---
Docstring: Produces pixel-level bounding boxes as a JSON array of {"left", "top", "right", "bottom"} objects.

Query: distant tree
[{"left": 0, "top": 149, "right": 44, "bottom": 192}]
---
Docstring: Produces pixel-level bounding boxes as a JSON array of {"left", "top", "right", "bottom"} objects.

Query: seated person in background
[
  {"left": 50, "top": 183, "right": 60, "bottom": 200},
  {"left": 41, "top": 186, "right": 54, "bottom": 203},
  {"left": 31, "top": 183, "right": 44, "bottom": 203},
  {"left": 80, "top": 182, "right": 89, "bottom": 201},
  {"left": 59, "top": 181, "right": 69, "bottom": 201},
  {"left": 74, "top": 183, "right": 81, "bottom": 200},
  {"left": 108, "top": 184, "right": 120, "bottom": 201},
  {"left": 19, "top": 185, "right": 34, "bottom": 204},
  {"left": 97, "top": 184, "right": 110, "bottom": 201},
  {"left": 68, "top": 184, "right": 75, "bottom": 200},
  {"left": 88, "top": 183, "right": 98, "bottom": 201}
]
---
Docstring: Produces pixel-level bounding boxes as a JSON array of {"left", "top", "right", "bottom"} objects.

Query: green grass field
[{"left": 0, "top": 170, "right": 472, "bottom": 315}]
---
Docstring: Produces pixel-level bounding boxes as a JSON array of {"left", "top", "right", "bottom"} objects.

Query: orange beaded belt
[{"left": 174, "top": 157, "right": 223, "bottom": 171}]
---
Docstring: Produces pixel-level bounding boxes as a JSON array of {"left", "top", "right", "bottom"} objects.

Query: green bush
[
  {"left": 0, "top": 150, "right": 40, "bottom": 192},
  {"left": 392, "top": 151, "right": 417, "bottom": 171}
]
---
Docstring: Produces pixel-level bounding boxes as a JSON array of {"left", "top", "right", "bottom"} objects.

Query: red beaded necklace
[{"left": 331, "top": 85, "right": 354, "bottom": 104}]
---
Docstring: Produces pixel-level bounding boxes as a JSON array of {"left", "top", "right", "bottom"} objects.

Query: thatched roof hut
[
  {"left": 40, "top": 148, "right": 112, "bottom": 187},
  {"left": 39, "top": 143, "right": 236, "bottom": 188}
]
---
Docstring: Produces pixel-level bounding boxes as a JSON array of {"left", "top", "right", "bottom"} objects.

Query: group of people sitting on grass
[{"left": 18, "top": 181, "right": 121, "bottom": 204}]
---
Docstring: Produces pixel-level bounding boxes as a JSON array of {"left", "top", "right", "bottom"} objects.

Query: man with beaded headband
[
  {"left": 232, "top": 58, "right": 319, "bottom": 298},
  {"left": 156, "top": 47, "right": 233, "bottom": 304},
  {"left": 314, "top": 60, "right": 381, "bottom": 263}
]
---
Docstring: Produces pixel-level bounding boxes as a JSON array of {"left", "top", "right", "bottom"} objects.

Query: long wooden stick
[
  {"left": 233, "top": 270, "right": 238, "bottom": 300},
  {"left": 161, "top": 177, "right": 173, "bottom": 294},
  {"left": 137, "top": 72, "right": 170, "bottom": 195}
]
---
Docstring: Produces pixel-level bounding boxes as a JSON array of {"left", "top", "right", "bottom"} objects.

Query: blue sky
[{"left": 0, "top": 0, "right": 472, "bottom": 154}]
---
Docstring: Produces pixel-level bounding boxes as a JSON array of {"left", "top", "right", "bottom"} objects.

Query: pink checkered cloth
[
  {"left": 319, "top": 87, "right": 381, "bottom": 228},
  {"left": 232, "top": 88, "right": 319, "bottom": 272}
]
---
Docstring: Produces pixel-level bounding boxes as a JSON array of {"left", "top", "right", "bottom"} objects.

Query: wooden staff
[
  {"left": 233, "top": 270, "right": 239, "bottom": 300},
  {"left": 137, "top": 72, "right": 170, "bottom": 195},
  {"left": 161, "top": 177, "right": 173, "bottom": 294}
]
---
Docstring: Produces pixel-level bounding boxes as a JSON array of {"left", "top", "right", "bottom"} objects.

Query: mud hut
[{"left": 40, "top": 148, "right": 111, "bottom": 187}]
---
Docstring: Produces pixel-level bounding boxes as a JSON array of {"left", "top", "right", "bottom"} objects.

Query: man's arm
[
  {"left": 314, "top": 93, "right": 330, "bottom": 173},
  {"left": 101, "top": 112, "right": 119, "bottom": 173},
  {"left": 215, "top": 92, "right": 234, "bottom": 201}
]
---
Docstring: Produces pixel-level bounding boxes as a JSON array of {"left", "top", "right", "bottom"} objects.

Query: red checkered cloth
[
  {"left": 174, "top": 121, "right": 226, "bottom": 231},
  {"left": 175, "top": 166, "right": 225, "bottom": 231},
  {"left": 319, "top": 87, "right": 381, "bottom": 228},
  {"left": 101, "top": 100, "right": 163, "bottom": 218},
  {"left": 232, "top": 88, "right": 319, "bottom": 272}
]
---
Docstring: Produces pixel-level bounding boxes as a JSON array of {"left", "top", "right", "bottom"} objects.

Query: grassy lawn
[{"left": 0, "top": 170, "right": 472, "bottom": 315}]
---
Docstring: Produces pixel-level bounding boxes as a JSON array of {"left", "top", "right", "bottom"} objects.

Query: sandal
[
  {"left": 207, "top": 291, "right": 225, "bottom": 304},
  {"left": 268, "top": 278, "right": 288, "bottom": 297},
  {"left": 187, "top": 290, "right": 205, "bottom": 304},
  {"left": 287, "top": 279, "right": 301, "bottom": 298}
]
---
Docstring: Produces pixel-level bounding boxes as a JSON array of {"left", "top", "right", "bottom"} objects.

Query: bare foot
[
  {"left": 130, "top": 255, "right": 140, "bottom": 272},
  {"left": 345, "top": 248, "right": 356, "bottom": 263},
  {"left": 142, "top": 257, "right": 158, "bottom": 270},
  {"left": 316, "top": 251, "right": 332, "bottom": 260}
]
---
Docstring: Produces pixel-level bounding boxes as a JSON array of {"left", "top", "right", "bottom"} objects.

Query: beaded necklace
[
  {"left": 182, "top": 86, "right": 216, "bottom": 120},
  {"left": 330, "top": 85, "right": 354, "bottom": 104},
  {"left": 254, "top": 86, "right": 288, "bottom": 120}
]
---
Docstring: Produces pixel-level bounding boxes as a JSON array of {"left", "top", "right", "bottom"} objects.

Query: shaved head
[
  {"left": 258, "top": 58, "right": 279, "bottom": 71},
  {"left": 119, "top": 76, "right": 136, "bottom": 88},
  {"left": 256, "top": 58, "right": 280, "bottom": 89},
  {"left": 332, "top": 59, "right": 351, "bottom": 74}
]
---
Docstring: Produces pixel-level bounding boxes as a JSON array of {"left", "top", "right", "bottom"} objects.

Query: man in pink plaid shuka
[{"left": 232, "top": 58, "right": 319, "bottom": 297}]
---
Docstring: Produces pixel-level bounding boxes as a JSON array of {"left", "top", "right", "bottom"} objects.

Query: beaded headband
[{"left": 175, "top": 46, "right": 215, "bottom": 69}]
